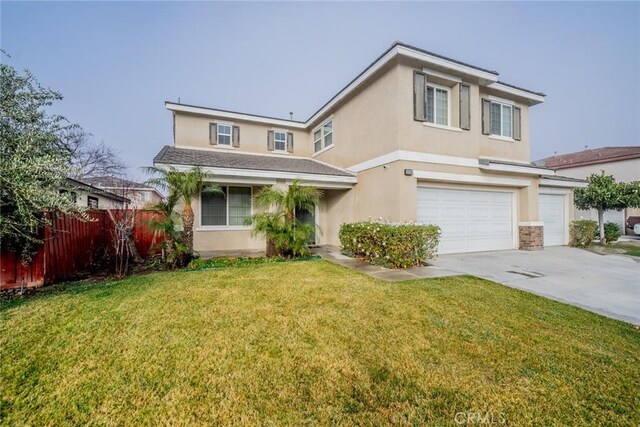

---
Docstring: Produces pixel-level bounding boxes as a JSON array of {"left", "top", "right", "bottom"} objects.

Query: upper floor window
[
  {"left": 274, "top": 131, "right": 287, "bottom": 151},
  {"left": 490, "top": 101, "right": 512, "bottom": 138},
  {"left": 426, "top": 84, "right": 450, "bottom": 126},
  {"left": 313, "top": 119, "right": 333, "bottom": 153},
  {"left": 217, "top": 124, "right": 232, "bottom": 145}
]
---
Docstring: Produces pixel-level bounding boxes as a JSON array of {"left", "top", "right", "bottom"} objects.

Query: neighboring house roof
[
  {"left": 165, "top": 40, "right": 545, "bottom": 130},
  {"left": 82, "top": 176, "right": 151, "bottom": 189},
  {"left": 153, "top": 146, "right": 355, "bottom": 177},
  {"left": 537, "top": 146, "right": 640, "bottom": 170},
  {"left": 65, "top": 178, "right": 131, "bottom": 203},
  {"left": 81, "top": 176, "right": 164, "bottom": 199}
]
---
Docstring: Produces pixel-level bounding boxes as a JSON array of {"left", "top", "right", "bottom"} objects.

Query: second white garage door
[
  {"left": 417, "top": 187, "right": 514, "bottom": 254},
  {"left": 539, "top": 193, "right": 566, "bottom": 246}
]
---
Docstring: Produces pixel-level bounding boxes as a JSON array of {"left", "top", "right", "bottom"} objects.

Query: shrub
[
  {"left": 604, "top": 222, "right": 621, "bottom": 244},
  {"left": 569, "top": 220, "right": 598, "bottom": 248},
  {"left": 339, "top": 221, "right": 440, "bottom": 269}
]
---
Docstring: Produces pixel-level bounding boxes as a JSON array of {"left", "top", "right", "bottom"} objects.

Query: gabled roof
[
  {"left": 153, "top": 146, "right": 355, "bottom": 178},
  {"left": 81, "top": 176, "right": 153, "bottom": 190},
  {"left": 166, "top": 41, "right": 546, "bottom": 129},
  {"left": 537, "top": 146, "right": 640, "bottom": 170},
  {"left": 65, "top": 178, "right": 131, "bottom": 203}
]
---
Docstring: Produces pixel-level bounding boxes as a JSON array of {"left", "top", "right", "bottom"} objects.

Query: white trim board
[
  {"left": 158, "top": 163, "right": 357, "bottom": 186},
  {"left": 487, "top": 82, "right": 545, "bottom": 105},
  {"left": 347, "top": 150, "right": 552, "bottom": 177},
  {"left": 414, "top": 170, "right": 531, "bottom": 187},
  {"left": 479, "top": 162, "right": 556, "bottom": 177},
  {"left": 539, "top": 178, "right": 587, "bottom": 188}
]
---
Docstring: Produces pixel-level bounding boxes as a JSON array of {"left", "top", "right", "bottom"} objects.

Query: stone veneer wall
[{"left": 519, "top": 225, "right": 543, "bottom": 251}]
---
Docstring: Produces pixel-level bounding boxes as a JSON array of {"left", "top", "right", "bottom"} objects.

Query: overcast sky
[{"left": 2, "top": 1, "right": 639, "bottom": 180}]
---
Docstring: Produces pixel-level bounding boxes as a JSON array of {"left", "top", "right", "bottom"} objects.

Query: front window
[
  {"left": 201, "top": 186, "right": 251, "bottom": 227},
  {"left": 274, "top": 131, "right": 286, "bottom": 151},
  {"left": 313, "top": 119, "right": 333, "bottom": 153},
  {"left": 490, "top": 102, "right": 513, "bottom": 138},
  {"left": 217, "top": 124, "right": 232, "bottom": 146},
  {"left": 426, "top": 84, "right": 449, "bottom": 126}
]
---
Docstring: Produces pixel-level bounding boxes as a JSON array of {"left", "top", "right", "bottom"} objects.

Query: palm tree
[
  {"left": 250, "top": 180, "right": 322, "bottom": 257},
  {"left": 145, "top": 166, "right": 223, "bottom": 256},
  {"left": 148, "top": 190, "right": 181, "bottom": 261}
]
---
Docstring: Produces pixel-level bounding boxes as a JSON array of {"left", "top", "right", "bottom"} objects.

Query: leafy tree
[
  {"left": 145, "top": 165, "right": 223, "bottom": 256},
  {"left": 249, "top": 180, "right": 322, "bottom": 257},
  {"left": 574, "top": 172, "right": 640, "bottom": 244},
  {"left": 0, "top": 56, "right": 83, "bottom": 262}
]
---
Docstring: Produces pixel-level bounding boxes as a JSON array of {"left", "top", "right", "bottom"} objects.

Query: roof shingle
[
  {"left": 153, "top": 146, "right": 354, "bottom": 177},
  {"left": 538, "top": 146, "right": 640, "bottom": 170}
]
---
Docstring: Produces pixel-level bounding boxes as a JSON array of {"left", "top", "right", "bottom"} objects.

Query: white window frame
[
  {"left": 489, "top": 100, "right": 513, "bottom": 139},
  {"left": 312, "top": 117, "right": 334, "bottom": 155},
  {"left": 216, "top": 123, "right": 233, "bottom": 146},
  {"left": 198, "top": 185, "right": 253, "bottom": 231},
  {"left": 425, "top": 82, "right": 451, "bottom": 127},
  {"left": 273, "top": 130, "right": 287, "bottom": 152}
]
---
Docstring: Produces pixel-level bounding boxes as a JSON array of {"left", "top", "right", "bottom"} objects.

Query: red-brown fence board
[{"left": 1, "top": 209, "right": 164, "bottom": 291}]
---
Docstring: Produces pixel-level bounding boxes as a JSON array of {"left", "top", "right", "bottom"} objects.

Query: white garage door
[
  {"left": 539, "top": 193, "right": 566, "bottom": 246},
  {"left": 417, "top": 187, "right": 514, "bottom": 254}
]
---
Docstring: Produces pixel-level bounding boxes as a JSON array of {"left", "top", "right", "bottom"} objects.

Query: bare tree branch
[{"left": 61, "top": 129, "right": 127, "bottom": 179}]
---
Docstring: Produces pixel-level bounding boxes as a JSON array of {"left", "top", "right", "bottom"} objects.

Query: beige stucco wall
[
  {"left": 552, "top": 158, "right": 640, "bottom": 232},
  {"left": 553, "top": 158, "right": 640, "bottom": 183},
  {"left": 176, "top": 55, "right": 550, "bottom": 253},
  {"left": 174, "top": 113, "right": 312, "bottom": 158}
]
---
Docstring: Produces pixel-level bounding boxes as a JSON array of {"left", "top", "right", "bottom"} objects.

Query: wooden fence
[{"left": 0, "top": 210, "right": 164, "bottom": 291}]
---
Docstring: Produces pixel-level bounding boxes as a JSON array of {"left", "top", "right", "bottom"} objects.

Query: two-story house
[{"left": 153, "top": 41, "right": 583, "bottom": 255}]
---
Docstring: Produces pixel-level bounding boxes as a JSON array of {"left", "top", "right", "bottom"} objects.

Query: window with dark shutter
[
  {"left": 459, "top": 84, "right": 471, "bottom": 130},
  {"left": 232, "top": 126, "right": 240, "bottom": 147},
  {"left": 209, "top": 123, "right": 217, "bottom": 145},
  {"left": 267, "top": 130, "right": 274, "bottom": 151},
  {"left": 287, "top": 132, "right": 294, "bottom": 153},
  {"left": 513, "top": 107, "right": 521, "bottom": 141},
  {"left": 481, "top": 99, "right": 491, "bottom": 135},
  {"left": 413, "top": 71, "right": 426, "bottom": 121}
]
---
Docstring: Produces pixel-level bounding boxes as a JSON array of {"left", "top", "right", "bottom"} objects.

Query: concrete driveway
[{"left": 430, "top": 247, "right": 640, "bottom": 325}]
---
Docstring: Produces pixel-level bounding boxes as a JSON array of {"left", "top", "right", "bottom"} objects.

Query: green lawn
[{"left": 1, "top": 261, "right": 639, "bottom": 425}]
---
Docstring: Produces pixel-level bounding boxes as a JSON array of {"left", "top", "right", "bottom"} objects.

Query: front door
[{"left": 295, "top": 206, "right": 316, "bottom": 246}]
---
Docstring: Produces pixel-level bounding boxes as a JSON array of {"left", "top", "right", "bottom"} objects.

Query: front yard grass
[{"left": 1, "top": 261, "right": 639, "bottom": 425}]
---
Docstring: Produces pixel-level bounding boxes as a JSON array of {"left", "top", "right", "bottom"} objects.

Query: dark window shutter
[
  {"left": 459, "top": 84, "right": 471, "bottom": 130},
  {"left": 287, "top": 132, "right": 294, "bottom": 153},
  {"left": 481, "top": 99, "right": 491, "bottom": 135},
  {"left": 210, "top": 123, "right": 217, "bottom": 145},
  {"left": 267, "top": 130, "right": 274, "bottom": 151},
  {"left": 513, "top": 107, "right": 521, "bottom": 141},
  {"left": 232, "top": 126, "right": 240, "bottom": 147},
  {"left": 413, "top": 71, "right": 426, "bottom": 121}
]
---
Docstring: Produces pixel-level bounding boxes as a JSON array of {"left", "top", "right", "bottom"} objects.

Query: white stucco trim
[
  {"left": 539, "top": 178, "right": 587, "bottom": 188},
  {"left": 414, "top": 170, "right": 531, "bottom": 187},
  {"left": 518, "top": 221, "right": 544, "bottom": 226},
  {"left": 166, "top": 103, "right": 306, "bottom": 129},
  {"left": 348, "top": 150, "right": 552, "bottom": 177},
  {"left": 487, "top": 82, "right": 545, "bottom": 105},
  {"left": 348, "top": 150, "right": 478, "bottom": 173},
  {"left": 160, "top": 163, "right": 357, "bottom": 186},
  {"left": 479, "top": 162, "right": 556, "bottom": 177}
]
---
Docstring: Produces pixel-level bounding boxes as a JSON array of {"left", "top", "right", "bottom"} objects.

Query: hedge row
[{"left": 339, "top": 221, "right": 440, "bottom": 269}]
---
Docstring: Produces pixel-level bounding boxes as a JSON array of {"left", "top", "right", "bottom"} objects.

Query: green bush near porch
[{"left": 339, "top": 221, "right": 440, "bottom": 268}]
